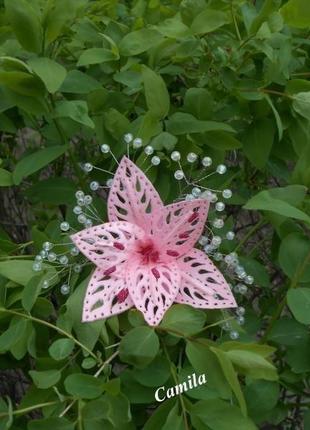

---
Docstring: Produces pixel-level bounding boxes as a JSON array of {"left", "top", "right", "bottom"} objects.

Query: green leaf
[
  {"left": 250, "top": 0, "right": 281, "bottom": 34},
  {"left": 190, "top": 399, "right": 256, "bottom": 430},
  {"left": 0, "top": 260, "right": 56, "bottom": 286},
  {"left": 151, "top": 132, "right": 177, "bottom": 151},
  {"left": 64, "top": 374, "right": 104, "bottom": 399},
  {"left": 4, "top": 0, "right": 43, "bottom": 53},
  {"left": 210, "top": 347, "right": 247, "bottom": 416},
  {"left": 160, "top": 305, "right": 206, "bottom": 336},
  {"left": 25, "top": 177, "right": 76, "bottom": 205},
  {"left": 166, "top": 113, "right": 235, "bottom": 135},
  {"left": 119, "top": 326, "right": 159, "bottom": 368},
  {"left": 0, "top": 168, "right": 13, "bottom": 186},
  {"left": 13, "top": 145, "right": 68, "bottom": 185},
  {"left": 0, "top": 317, "right": 27, "bottom": 352},
  {"left": 203, "top": 131, "right": 242, "bottom": 150},
  {"left": 242, "top": 119, "right": 275, "bottom": 169},
  {"left": 162, "top": 403, "right": 184, "bottom": 430},
  {"left": 28, "top": 417, "right": 74, "bottom": 430},
  {"left": 268, "top": 317, "right": 308, "bottom": 345},
  {"left": 29, "top": 369, "right": 61, "bottom": 389},
  {"left": 280, "top": 0, "right": 310, "bottom": 28},
  {"left": 49, "top": 339, "right": 75, "bottom": 361},
  {"left": 77, "top": 48, "right": 118, "bottom": 67},
  {"left": 244, "top": 381, "right": 279, "bottom": 422},
  {"left": 279, "top": 233, "right": 310, "bottom": 283},
  {"left": 60, "top": 70, "right": 101, "bottom": 94},
  {"left": 292, "top": 91, "right": 310, "bottom": 120},
  {"left": 244, "top": 186, "right": 310, "bottom": 225},
  {"left": 287, "top": 288, "right": 310, "bottom": 324},
  {"left": 131, "top": 356, "right": 170, "bottom": 387},
  {"left": 191, "top": 9, "right": 230, "bottom": 34},
  {"left": 55, "top": 101, "right": 94, "bottom": 128},
  {"left": 184, "top": 87, "right": 214, "bottom": 120},
  {"left": 119, "top": 29, "right": 163, "bottom": 56},
  {"left": 28, "top": 57, "right": 67, "bottom": 93},
  {"left": 22, "top": 275, "right": 43, "bottom": 312},
  {"left": 142, "top": 66, "right": 170, "bottom": 119},
  {"left": 0, "top": 71, "right": 44, "bottom": 97},
  {"left": 144, "top": 399, "right": 177, "bottom": 430}
]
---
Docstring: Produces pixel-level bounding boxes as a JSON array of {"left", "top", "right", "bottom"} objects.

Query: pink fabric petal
[
  {"left": 152, "top": 199, "right": 209, "bottom": 258},
  {"left": 82, "top": 268, "right": 133, "bottom": 322},
  {"left": 175, "top": 249, "right": 237, "bottom": 309},
  {"left": 108, "top": 156, "right": 163, "bottom": 234},
  {"left": 71, "top": 221, "right": 144, "bottom": 273},
  {"left": 126, "top": 261, "right": 180, "bottom": 326}
]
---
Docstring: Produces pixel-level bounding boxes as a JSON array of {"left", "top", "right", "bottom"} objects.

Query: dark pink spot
[
  {"left": 117, "top": 288, "right": 129, "bottom": 303},
  {"left": 137, "top": 239, "right": 160, "bottom": 264},
  {"left": 151, "top": 268, "right": 160, "bottom": 279},
  {"left": 179, "top": 232, "right": 189, "bottom": 239},
  {"left": 167, "top": 250, "right": 179, "bottom": 257},
  {"left": 113, "top": 242, "right": 125, "bottom": 250},
  {"left": 104, "top": 266, "right": 116, "bottom": 276},
  {"left": 188, "top": 212, "right": 199, "bottom": 223}
]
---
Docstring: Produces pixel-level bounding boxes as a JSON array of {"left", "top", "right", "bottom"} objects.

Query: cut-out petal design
[
  {"left": 82, "top": 268, "right": 133, "bottom": 322},
  {"left": 152, "top": 199, "right": 209, "bottom": 258},
  {"left": 108, "top": 156, "right": 163, "bottom": 233},
  {"left": 175, "top": 249, "right": 237, "bottom": 309},
  {"left": 126, "top": 261, "right": 180, "bottom": 326},
  {"left": 71, "top": 221, "right": 144, "bottom": 273}
]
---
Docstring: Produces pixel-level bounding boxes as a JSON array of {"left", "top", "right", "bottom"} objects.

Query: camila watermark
[{"left": 155, "top": 373, "right": 207, "bottom": 402}]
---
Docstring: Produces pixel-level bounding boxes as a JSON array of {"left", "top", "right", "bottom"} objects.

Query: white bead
[
  {"left": 222, "top": 189, "right": 232, "bottom": 199},
  {"left": 174, "top": 170, "right": 184, "bottom": 180},
  {"left": 47, "top": 252, "right": 57, "bottom": 262},
  {"left": 84, "top": 195, "right": 93, "bottom": 205},
  {"left": 35, "top": 255, "right": 43, "bottom": 262},
  {"left": 185, "top": 194, "right": 195, "bottom": 201},
  {"left": 229, "top": 330, "right": 239, "bottom": 340},
  {"left": 202, "top": 156, "right": 212, "bottom": 167},
  {"left": 201, "top": 190, "right": 213, "bottom": 200},
  {"left": 133, "top": 137, "right": 143, "bottom": 148},
  {"left": 199, "top": 236, "right": 208, "bottom": 246},
  {"left": 236, "top": 306, "right": 245, "bottom": 316},
  {"left": 213, "top": 218, "right": 224, "bottom": 229},
  {"left": 100, "top": 144, "right": 110, "bottom": 153},
  {"left": 226, "top": 231, "right": 235, "bottom": 240},
  {"left": 42, "top": 280, "right": 49, "bottom": 289},
  {"left": 59, "top": 255, "right": 69, "bottom": 265},
  {"left": 216, "top": 164, "right": 227, "bottom": 174},
  {"left": 144, "top": 145, "right": 154, "bottom": 155},
  {"left": 204, "top": 244, "right": 214, "bottom": 254},
  {"left": 222, "top": 321, "right": 232, "bottom": 331},
  {"left": 124, "top": 133, "right": 133, "bottom": 143},
  {"left": 40, "top": 250, "right": 47, "bottom": 258},
  {"left": 70, "top": 247, "right": 79, "bottom": 256},
  {"left": 83, "top": 163, "right": 93, "bottom": 173},
  {"left": 60, "top": 284, "right": 70, "bottom": 295},
  {"left": 151, "top": 156, "right": 160, "bottom": 166},
  {"left": 191, "top": 187, "right": 201, "bottom": 197},
  {"left": 85, "top": 219, "right": 93, "bottom": 228},
  {"left": 75, "top": 190, "right": 84, "bottom": 199},
  {"left": 245, "top": 275, "right": 254, "bottom": 285},
  {"left": 106, "top": 179, "right": 113, "bottom": 187},
  {"left": 211, "top": 236, "right": 222, "bottom": 247},
  {"left": 238, "top": 284, "right": 248, "bottom": 294},
  {"left": 73, "top": 264, "right": 82, "bottom": 273},
  {"left": 187, "top": 152, "right": 198, "bottom": 163},
  {"left": 235, "top": 265, "right": 245, "bottom": 275},
  {"left": 77, "top": 198, "right": 85, "bottom": 206},
  {"left": 215, "top": 202, "right": 225, "bottom": 212},
  {"left": 237, "top": 316, "right": 245, "bottom": 325},
  {"left": 73, "top": 206, "right": 83, "bottom": 215},
  {"left": 60, "top": 222, "right": 70, "bottom": 232},
  {"left": 32, "top": 262, "right": 42, "bottom": 272},
  {"left": 90, "top": 181, "right": 99, "bottom": 191},
  {"left": 78, "top": 214, "right": 87, "bottom": 224},
  {"left": 171, "top": 151, "right": 181, "bottom": 161},
  {"left": 43, "top": 241, "right": 53, "bottom": 251},
  {"left": 214, "top": 252, "right": 223, "bottom": 261},
  {"left": 210, "top": 193, "right": 218, "bottom": 203}
]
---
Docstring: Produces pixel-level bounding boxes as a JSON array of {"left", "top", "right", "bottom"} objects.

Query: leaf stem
[{"left": 0, "top": 401, "right": 63, "bottom": 418}]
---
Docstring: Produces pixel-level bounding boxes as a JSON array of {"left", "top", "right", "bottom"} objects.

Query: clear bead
[
  {"left": 236, "top": 306, "right": 245, "bottom": 316},
  {"left": 237, "top": 283, "right": 248, "bottom": 294},
  {"left": 43, "top": 241, "right": 53, "bottom": 251},
  {"left": 85, "top": 219, "right": 93, "bottom": 228},
  {"left": 214, "top": 252, "right": 223, "bottom": 261},
  {"left": 70, "top": 246, "right": 79, "bottom": 256},
  {"left": 124, "top": 133, "right": 133, "bottom": 144},
  {"left": 222, "top": 321, "right": 232, "bottom": 331},
  {"left": 40, "top": 250, "right": 47, "bottom": 259},
  {"left": 245, "top": 275, "right": 254, "bottom": 285},
  {"left": 151, "top": 156, "right": 160, "bottom": 166},
  {"left": 174, "top": 170, "right": 184, "bottom": 180},
  {"left": 226, "top": 231, "right": 235, "bottom": 240},
  {"left": 144, "top": 145, "right": 154, "bottom": 155},
  {"left": 229, "top": 330, "right": 239, "bottom": 340},
  {"left": 237, "top": 316, "right": 245, "bottom": 325},
  {"left": 201, "top": 190, "right": 213, "bottom": 200},
  {"left": 35, "top": 255, "right": 43, "bottom": 262},
  {"left": 84, "top": 195, "right": 93, "bottom": 205},
  {"left": 213, "top": 218, "right": 224, "bottom": 229},
  {"left": 73, "top": 264, "right": 82, "bottom": 273},
  {"left": 75, "top": 190, "right": 84, "bottom": 199},
  {"left": 77, "top": 198, "right": 85, "bottom": 206},
  {"left": 83, "top": 163, "right": 93, "bottom": 173},
  {"left": 90, "top": 181, "right": 99, "bottom": 191},
  {"left": 73, "top": 205, "right": 82, "bottom": 215},
  {"left": 216, "top": 164, "right": 227, "bottom": 174},
  {"left": 210, "top": 193, "right": 218, "bottom": 203},
  {"left": 33, "top": 262, "right": 42, "bottom": 272},
  {"left": 42, "top": 280, "right": 49, "bottom": 289},
  {"left": 185, "top": 194, "right": 195, "bottom": 201},
  {"left": 60, "top": 222, "right": 70, "bottom": 232},
  {"left": 59, "top": 255, "right": 69, "bottom": 265},
  {"left": 60, "top": 284, "right": 70, "bottom": 295},
  {"left": 204, "top": 244, "right": 214, "bottom": 254},
  {"left": 215, "top": 202, "right": 225, "bottom": 212},
  {"left": 202, "top": 156, "right": 212, "bottom": 167},
  {"left": 191, "top": 187, "right": 201, "bottom": 197},
  {"left": 235, "top": 265, "right": 245, "bottom": 276},
  {"left": 187, "top": 152, "right": 198, "bottom": 163},
  {"left": 78, "top": 214, "right": 87, "bottom": 224},
  {"left": 211, "top": 236, "right": 222, "bottom": 247},
  {"left": 100, "top": 144, "right": 110, "bottom": 153},
  {"left": 133, "top": 137, "right": 143, "bottom": 148},
  {"left": 171, "top": 151, "right": 181, "bottom": 162},
  {"left": 222, "top": 189, "right": 232, "bottom": 199},
  {"left": 199, "top": 236, "right": 208, "bottom": 246},
  {"left": 106, "top": 179, "right": 113, "bottom": 187},
  {"left": 47, "top": 252, "right": 57, "bottom": 262}
]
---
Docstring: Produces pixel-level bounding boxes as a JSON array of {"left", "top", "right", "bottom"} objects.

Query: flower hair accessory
[{"left": 70, "top": 155, "right": 237, "bottom": 326}]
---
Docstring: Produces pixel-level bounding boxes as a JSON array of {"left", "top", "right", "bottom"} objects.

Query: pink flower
[{"left": 71, "top": 157, "right": 237, "bottom": 326}]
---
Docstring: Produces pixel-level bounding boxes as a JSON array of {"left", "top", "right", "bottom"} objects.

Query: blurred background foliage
[{"left": 0, "top": 0, "right": 309, "bottom": 428}]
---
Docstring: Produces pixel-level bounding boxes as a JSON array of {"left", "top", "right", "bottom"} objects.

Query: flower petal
[
  {"left": 108, "top": 156, "right": 163, "bottom": 233},
  {"left": 152, "top": 199, "right": 209, "bottom": 258},
  {"left": 71, "top": 221, "right": 144, "bottom": 272},
  {"left": 82, "top": 268, "right": 133, "bottom": 322},
  {"left": 126, "top": 261, "right": 180, "bottom": 326},
  {"left": 175, "top": 249, "right": 237, "bottom": 309}
]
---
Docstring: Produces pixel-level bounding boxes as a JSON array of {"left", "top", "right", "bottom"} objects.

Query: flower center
[{"left": 136, "top": 238, "right": 160, "bottom": 265}]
